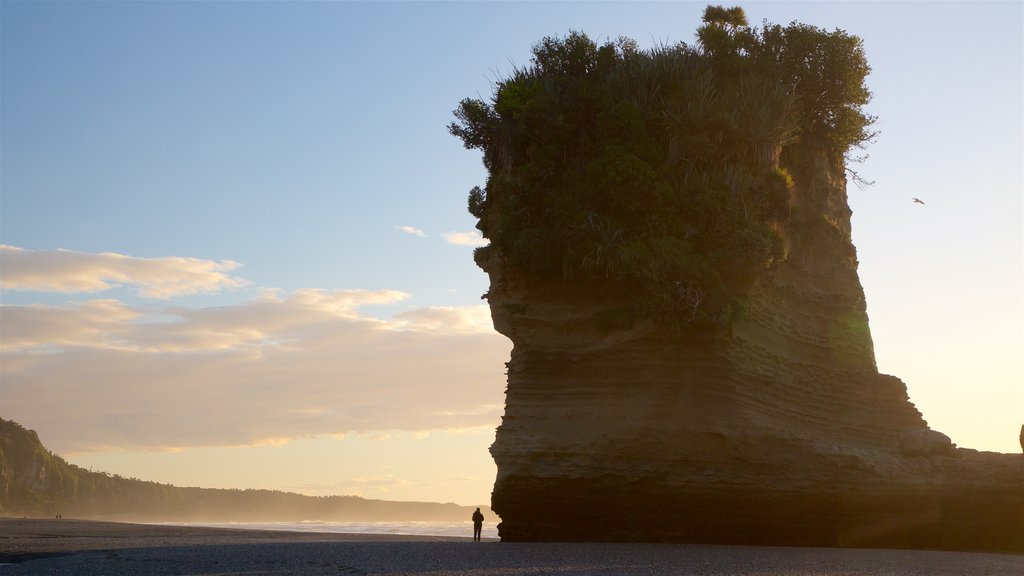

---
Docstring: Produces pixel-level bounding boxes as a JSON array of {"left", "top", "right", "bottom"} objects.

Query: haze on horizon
[{"left": 1, "top": 2, "right": 1020, "bottom": 506}]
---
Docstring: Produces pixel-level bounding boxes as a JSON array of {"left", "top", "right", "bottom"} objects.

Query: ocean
[{"left": 165, "top": 520, "right": 499, "bottom": 540}]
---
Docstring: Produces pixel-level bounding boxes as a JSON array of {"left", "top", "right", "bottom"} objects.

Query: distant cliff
[
  {"left": 451, "top": 9, "right": 1023, "bottom": 552},
  {"left": 0, "top": 418, "right": 486, "bottom": 522}
]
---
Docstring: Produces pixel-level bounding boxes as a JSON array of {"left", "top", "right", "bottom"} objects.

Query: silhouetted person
[{"left": 471, "top": 507, "right": 484, "bottom": 541}]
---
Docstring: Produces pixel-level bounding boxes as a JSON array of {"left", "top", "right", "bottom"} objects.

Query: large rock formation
[{"left": 480, "top": 145, "right": 1024, "bottom": 552}]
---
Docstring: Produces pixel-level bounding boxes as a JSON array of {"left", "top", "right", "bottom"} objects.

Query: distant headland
[{"left": 0, "top": 418, "right": 490, "bottom": 524}]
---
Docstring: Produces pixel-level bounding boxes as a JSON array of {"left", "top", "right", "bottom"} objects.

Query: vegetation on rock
[{"left": 450, "top": 5, "right": 875, "bottom": 331}]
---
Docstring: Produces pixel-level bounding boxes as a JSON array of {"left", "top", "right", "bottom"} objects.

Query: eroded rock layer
[{"left": 482, "top": 146, "right": 1024, "bottom": 552}]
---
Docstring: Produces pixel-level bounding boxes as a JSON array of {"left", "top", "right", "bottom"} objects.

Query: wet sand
[
  {"left": 1, "top": 518, "right": 1021, "bottom": 575},
  {"left": 0, "top": 517, "right": 477, "bottom": 554}
]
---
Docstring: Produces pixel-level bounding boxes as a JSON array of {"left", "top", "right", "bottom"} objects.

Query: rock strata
[
  {"left": 480, "top": 145, "right": 1024, "bottom": 552},
  {"left": 898, "top": 428, "right": 953, "bottom": 457}
]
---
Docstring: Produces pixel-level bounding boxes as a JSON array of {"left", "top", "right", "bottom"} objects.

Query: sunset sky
[{"left": 1, "top": 1, "right": 1021, "bottom": 506}]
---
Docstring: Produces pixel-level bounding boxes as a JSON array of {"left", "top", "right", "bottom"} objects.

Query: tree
[
  {"left": 703, "top": 5, "right": 749, "bottom": 29},
  {"left": 755, "top": 21, "right": 876, "bottom": 152},
  {"left": 697, "top": 5, "right": 755, "bottom": 58}
]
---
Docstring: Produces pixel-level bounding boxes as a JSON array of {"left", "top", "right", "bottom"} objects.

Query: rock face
[
  {"left": 898, "top": 428, "right": 953, "bottom": 457},
  {"left": 480, "top": 145, "right": 1024, "bottom": 552}
]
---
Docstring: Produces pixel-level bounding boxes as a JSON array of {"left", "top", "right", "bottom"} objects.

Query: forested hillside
[{"left": 0, "top": 418, "right": 483, "bottom": 522}]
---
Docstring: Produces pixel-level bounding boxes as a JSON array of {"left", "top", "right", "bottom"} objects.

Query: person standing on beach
[{"left": 471, "top": 507, "right": 484, "bottom": 541}]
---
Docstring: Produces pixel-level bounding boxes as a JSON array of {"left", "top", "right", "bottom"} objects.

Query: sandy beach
[{"left": 1, "top": 518, "right": 1022, "bottom": 575}]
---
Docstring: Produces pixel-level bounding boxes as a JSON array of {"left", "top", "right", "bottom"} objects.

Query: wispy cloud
[
  {"left": 397, "top": 225, "right": 427, "bottom": 237},
  {"left": 0, "top": 288, "right": 412, "bottom": 353},
  {"left": 442, "top": 231, "right": 488, "bottom": 247},
  {"left": 1, "top": 290, "right": 508, "bottom": 454},
  {"left": 278, "top": 477, "right": 411, "bottom": 496},
  {"left": 0, "top": 245, "right": 248, "bottom": 298}
]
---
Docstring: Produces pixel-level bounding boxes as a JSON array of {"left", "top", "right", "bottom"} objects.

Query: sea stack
[
  {"left": 479, "top": 140, "right": 1023, "bottom": 552},
  {"left": 451, "top": 11, "right": 1023, "bottom": 552}
]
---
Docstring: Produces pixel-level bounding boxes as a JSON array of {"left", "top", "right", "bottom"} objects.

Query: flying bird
[{"left": 912, "top": 198, "right": 925, "bottom": 205}]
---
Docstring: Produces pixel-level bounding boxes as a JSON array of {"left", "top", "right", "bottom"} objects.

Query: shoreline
[
  {"left": 0, "top": 517, "right": 486, "bottom": 555},
  {"left": 1, "top": 517, "right": 1021, "bottom": 576}
]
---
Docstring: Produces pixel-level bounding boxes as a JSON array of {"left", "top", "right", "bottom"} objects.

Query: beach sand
[{"left": 1, "top": 518, "right": 1021, "bottom": 575}]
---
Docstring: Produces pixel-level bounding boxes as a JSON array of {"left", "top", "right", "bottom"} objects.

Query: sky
[{"left": 1, "top": 1, "right": 1021, "bottom": 507}]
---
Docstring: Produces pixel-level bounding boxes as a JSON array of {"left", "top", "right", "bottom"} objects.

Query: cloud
[
  {"left": 442, "top": 231, "right": 489, "bottom": 247},
  {"left": 1, "top": 289, "right": 413, "bottom": 353},
  {"left": 282, "top": 475, "right": 413, "bottom": 498},
  {"left": 0, "top": 245, "right": 248, "bottom": 298},
  {"left": 0, "top": 290, "right": 509, "bottom": 454},
  {"left": 394, "top": 227, "right": 488, "bottom": 247},
  {"left": 397, "top": 225, "right": 426, "bottom": 237},
  {"left": 392, "top": 306, "right": 494, "bottom": 334},
  {"left": 0, "top": 299, "right": 140, "bottom": 351}
]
